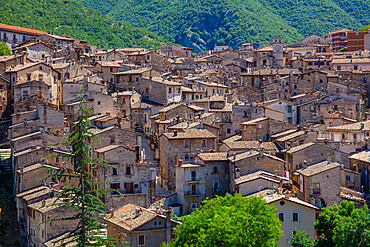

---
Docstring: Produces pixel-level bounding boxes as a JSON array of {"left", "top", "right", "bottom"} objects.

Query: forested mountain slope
[
  {"left": 77, "top": 0, "right": 370, "bottom": 50},
  {"left": 0, "top": 0, "right": 164, "bottom": 49}
]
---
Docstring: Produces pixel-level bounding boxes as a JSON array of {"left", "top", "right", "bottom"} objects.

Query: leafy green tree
[
  {"left": 338, "top": 47, "right": 348, "bottom": 52},
  {"left": 165, "top": 194, "right": 283, "bottom": 247},
  {"left": 41, "top": 89, "right": 125, "bottom": 246},
  {"left": 289, "top": 231, "right": 314, "bottom": 247},
  {"left": 333, "top": 205, "right": 370, "bottom": 247},
  {"left": 315, "top": 200, "right": 356, "bottom": 247},
  {"left": 0, "top": 42, "right": 11, "bottom": 56}
]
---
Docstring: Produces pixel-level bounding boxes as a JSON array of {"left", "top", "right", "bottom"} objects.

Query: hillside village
[{"left": 1, "top": 23, "right": 370, "bottom": 246}]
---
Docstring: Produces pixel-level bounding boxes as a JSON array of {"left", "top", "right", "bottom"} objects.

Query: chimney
[
  {"left": 42, "top": 200, "right": 46, "bottom": 207},
  {"left": 235, "top": 167, "right": 240, "bottom": 179},
  {"left": 165, "top": 209, "right": 172, "bottom": 243},
  {"left": 110, "top": 209, "right": 114, "bottom": 217},
  {"left": 135, "top": 145, "right": 140, "bottom": 162},
  {"left": 178, "top": 159, "right": 183, "bottom": 167},
  {"left": 173, "top": 130, "right": 178, "bottom": 137}
]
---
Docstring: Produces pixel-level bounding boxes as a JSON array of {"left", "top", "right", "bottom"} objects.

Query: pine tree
[{"left": 41, "top": 90, "right": 125, "bottom": 246}]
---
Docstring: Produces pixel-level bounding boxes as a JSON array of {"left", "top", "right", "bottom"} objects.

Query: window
[
  {"left": 287, "top": 105, "right": 292, "bottom": 113},
  {"left": 201, "top": 140, "right": 206, "bottom": 147},
  {"left": 191, "top": 171, "right": 196, "bottom": 181},
  {"left": 292, "top": 212, "right": 299, "bottom": 222},
  {"left": 354, "top": 65, "right": 358, "bottom": 70},
  {"left": 287, "top": 117, "right": 292, "bottom": 123},
  {"left": 278, "top": 212, "right": 285, "bottom": 222},
  {"left": 214, "top": 182, "right": 219, "bottom": 193},
  {"left": 112, "top": 167, "right": 118, "bottom": 176},
  {"left": 138, "top": 235, "right": 145, "bottom": 246},
  {"left": 184, "top": 140, "right": 189, "bottom": 147},
  {"left": 135, "top": 77, "right": 139, "bottom": 82},
  {"left": 55, "top": 156, "right": 60, "bottom": 164},
  {"left": 97, "top": 101, "right": 101, "bottom": 105},
  {"left": 169, "top": 87, "right": 172, "bottom": 93},
  {"left": 191, "top": 203, "right": 197, "bottom": 211},
  {"left": 313, "top": 183, "right": 320, "bottom": 194},
  {"left": 110, "top": 183, "right": 120, "bottom": 194},
  {"left": 124, "top": 183, "right": 134, "bottom": 194},
  {"left": 227, "top": 128, "right": 231, "bottom": 134},
  {"left": 337, "top": 66, "right": 341, "bottom": 71},
  {"left": 128, "top": 76, "right": 132, "bottom": 82},
  {"left": 258, "top": 124, "right": 263, "bottom": 129},
  {"left": 213, "top": 166, "right": 218, "bottom": 174},
  {"left": 184, "top": 153, "right": 190, "bottom": 160},
  {"left": 126, "top": 167, "right": 132, "bottom": 175},
  {"left": 346, "top": 175, "right": 351, "bottom": 181}
]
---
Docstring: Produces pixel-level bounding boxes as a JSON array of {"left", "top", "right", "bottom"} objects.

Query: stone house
[
  {"left": 12, "top": 80, "right": 50, "bottom": 105},
  {"left": 159, "top": 129, "right": 217, "bottom": 191},
  {"left": 249, "top": 189, "right": 319, "bottom": 247},
  {"left": 228, "top": 86, "right": 263, "bottom": 104},
  {"left": 219, "top": 140, "right": 278, "bottom": 155},
  {"left": 90, "top": 125, "right": 138, "bottom": 150},
  {"left": 195, "top": 152, "right": 230, "bottom": 198},
  {"left": 175, "top": 163, "right": 206, "bottom": 214},
  {"left": 13, "top": 42, "right": 55, "bottom": 62},
  {"left": 27, "top": 197, "right": 78, "bottom": 247},
  {"left": 263, "top": 99, "right": 298, "bottom": 124},
  {"left": 327, "top": 120, "right": 370, "bottom": 153},
  {"left": 0, "top": 77, "right": 8, "bottom": 118},
  {"left": 241, "top": 117, "right": 297, "bottom": 142},
  {"left": 93, "top": 145, "right": 156, "bottom": 209},
  {"left": 0, "top": 54, "right": 32, "bottom": 74},
  {"left": 93, "top": 61, "right": 123, "bottom": 83},
  {"left": 294, "top": 161, "right": 342, "bottom": 208},
  {"left": 112, "top": 68, "right": 152, "bottom": 92},
  {"left": 51, "top": 62, "right": 91, "bottom": 83},
  {"left": 5, "top": 62, "right": 61, "bottom": 105},
  {"left": 276, "top": 130, "right": 317, "bottom": 149},
  {"left": 230, "top": 151, "right": 286, "bottom": 178},
  {"left": 139, "top": 77, "right": 182, "bottom": 106},
  {"left": 105, "top": 204, "right": 179, "bottom": 247},
  {"left": 285, "top": 142, "right": 350, "bottom": 177},
  {"left": 349, "top": 150, "right": 370, "bottom": 193},
  {"left": 0, "top": 23, "right": 46, "bottom": 47}
]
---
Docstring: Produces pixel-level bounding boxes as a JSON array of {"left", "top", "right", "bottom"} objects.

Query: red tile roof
[{"left": 0, "top": 23, "right": 46, "bottom": 35}]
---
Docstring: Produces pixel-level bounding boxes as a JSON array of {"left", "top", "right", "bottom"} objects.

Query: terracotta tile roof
[
  {"left": 22, "top": 188, "right": 55, "bottom": 202},
  {"left": 162, "top": 129, "right": 216, "bottom": 139},
  {"left": 247, "top": 189, "right": 319, "bottom": 210},
  {"left": 322, "top": 111, "right": 343, "bottom": 119},
  {"left": 105, "top": 204, "right": 157, "bottom": 231},
  {"left": 286, "top": 142, "right": 316, "bottom": 154},
  {"left": 223, "top": 141, "right": 278, "bottom": 151},
  {"left": 350, "top": 150, "right": 370, "bottom": 163},
  {"left": 230, "top": 150, "right": 284, "bottom": 163},
  {"left": 112, "top": 67, "right": 150, "bottom": 75},
  {"left": 270, "top": 129, "right": 298, "bottom": 139},
  {"left": 276, "top": 131, "right": 305, "bottom": 142},
  {"left": 28, "top": 197, "right": 64, "bottom": 214},
  {"left": 16, "top": 185, "right": 49, "bottom": 198},
  {"left": 235, "top": 170, "right": 290, "bottom": 185},
  {"left": 329, "top": 120, "right": 370, "bottom": 131},
  {"left": 43, "top": 232, "right": 76, "bottom": 247},
  {"left": 17, "top": 162, "right": 62, "bottom": 174},
  {"left": 241, "top": 117, "right": 268, "bottom": 125},
  {"left": 96, "top": 116, "right": 115, "bottom": 122},
  {"left": 0, "top": 23, "right": 46, "bottom": 35},
  {"left": 5, "top": 62, "right": 41, "bottom": 72},
  {"left": 97, "top": 61, "right": 123, "bottom": 67},
  {"left": 13, "top": 145, "right": 43, "bottom": 157},
  {"left": 296, "top": 161, "right": 341, "bottom": 177},
  {"left": 340, "top": 187, "right": 365, "bottom": 203},
  {"left": 222, "top": 134, "right": 242, "bottom": 143},
  {"left": 0, "top": 55, "right": 16, "bottom": 62},
  {"left": 197, "top": 152, "right": 228, "bottom": 161},
  {"left": 95, "top": 145, "right": 120, "bottom": 153}
]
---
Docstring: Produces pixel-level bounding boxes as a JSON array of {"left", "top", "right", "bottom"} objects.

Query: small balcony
[
  {"left": 185, "top": 191, "right": 201, "bottom": 197},
  {"left": 110, "top": 189, "right": 143, "bottom": 195},
  {"left": 312, "top": 190, "right": 321, "bottom": 195},
  {"left": 187, "top": 178, "right": 203, "bottom": 184}
]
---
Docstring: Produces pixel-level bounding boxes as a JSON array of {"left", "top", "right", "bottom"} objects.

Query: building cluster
[{"left": 1, "top": 22, "right": 370, "bottom": 246}]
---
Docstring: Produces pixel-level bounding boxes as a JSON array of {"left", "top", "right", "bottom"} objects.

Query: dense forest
[
  {"left": 76, "top": 0, "right": 370, "bottom": 51},
  {"left": 0, "top": 0, "right": 165, "bottom": 49}
]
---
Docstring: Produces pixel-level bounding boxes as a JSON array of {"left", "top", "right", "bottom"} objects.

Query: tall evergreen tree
[{"left": 41, "top": 90, "right": 125, "bottom": 246}]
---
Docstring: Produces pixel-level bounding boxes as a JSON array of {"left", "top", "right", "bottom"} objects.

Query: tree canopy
[
  {"left": 0, "top": 42, "right": 11, "bottom": 56},
  {"left": 315, "top": 200, "right": 370, "bottom": 247},
  {"left": 77, "top": 0, "right": 370, "bottom": 51},
  {"left": 165, "top": 194, "right": 282, "bottom": 247},
  {"left": 0, "top": 0, "right": 165, "bottom": 49}
]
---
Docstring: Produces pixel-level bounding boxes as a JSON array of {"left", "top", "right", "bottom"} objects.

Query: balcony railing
[
  {"left": 110, "top": 189, "right": 143, "bottom": 195},
  {"left": 312, "top": 190, "right": 321, "bottom": 195},
  {"left": 185, "top": 191, "right": 201, "bottom": 196}
]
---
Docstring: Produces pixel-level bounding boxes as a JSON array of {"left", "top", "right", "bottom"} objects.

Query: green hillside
[
  {"left": 0, "top": 0, "right": 165, "bottom": 49},
  {"left": 76, "top": 0, "right": 370, "bottom": 51}
]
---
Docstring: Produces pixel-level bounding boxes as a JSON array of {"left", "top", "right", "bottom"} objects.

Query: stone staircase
[{"left": 0, "top": 149, "right": 11, "bottom": 174}]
